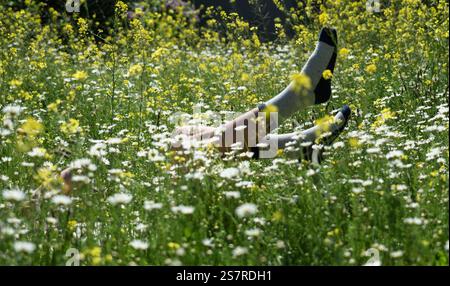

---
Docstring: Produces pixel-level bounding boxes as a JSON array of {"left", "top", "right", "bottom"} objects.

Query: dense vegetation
[{"left": 0, "top": 0, "right": 448, "bottom": 265}]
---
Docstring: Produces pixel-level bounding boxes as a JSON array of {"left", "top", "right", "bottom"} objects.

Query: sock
[
  {"left": 260, "top": 105, "right": 351, "bottom": 162},
  {"left": 313, "top": 28, "right": 337, "bottom": 104},
  {"left": 259, "top": 27, "right": 338, "bottom": 122},
  {"left": 300, "top": 104, "right": 350, "bottom": 142}
]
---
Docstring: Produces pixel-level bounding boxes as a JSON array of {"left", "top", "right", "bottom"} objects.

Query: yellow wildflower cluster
[
  {"left": 315, "top": 114, "right": 335, "bottom": 138},
  {"left": 72, "top": 70, "right": 88, "bottom": 81},
  {"left": 291, "top": 73, "right": 312, "bottom": 95},
  {"left": 17, "top": 117, "right": 43, "bottom": 151},
  {"left": 371, "top": 108, "right": 396, "bottom": 130},
  {"left": 0, "top": 0, "right": 448, "bottom": 266},
  {"left": 322, "top": 69, "right": 333, "bottom": 80},
  {"left": 365, "top": 64, "right": 377, "bottom": 74},
  {"left": 60, "top": 118, "right": 82, "bottom": 135}
]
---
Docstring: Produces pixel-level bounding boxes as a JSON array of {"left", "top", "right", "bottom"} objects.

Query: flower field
[{"left": 0, "top": 0, "right": 448, "bottom": 265}]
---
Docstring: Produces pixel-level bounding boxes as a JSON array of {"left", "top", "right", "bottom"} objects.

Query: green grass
[{"left": 0, "top": 0, "right": 448, "bottom": 265}]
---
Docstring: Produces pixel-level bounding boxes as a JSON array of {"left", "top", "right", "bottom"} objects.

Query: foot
[
  {"left": 314, "top": 27, "right": 338, "bottom": 104},
  {"left": 299, "top": 104, "right": 351, "bottom": 164},
  {"left": 318, "top": 104, "right": 351, "bottom": 146}
]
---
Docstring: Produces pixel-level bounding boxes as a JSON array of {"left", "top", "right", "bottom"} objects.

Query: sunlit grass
[{"left": 0, "top": 0, "right": 448, "bottom": 265}]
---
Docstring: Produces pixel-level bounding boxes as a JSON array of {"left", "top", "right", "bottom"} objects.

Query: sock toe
[
  {"left": 340, "top": 104, "right": 351, "bottom": 121},
  {"left": 319, "top": 27, "right": 338, "bottom": 47},
  {"left": 319, "top": 105, "right": 351, "bottom": 146}
]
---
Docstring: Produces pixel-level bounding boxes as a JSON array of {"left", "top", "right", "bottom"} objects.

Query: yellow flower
[
  {"left": 128, "top": 64, "right": 143, "bottom": 76},
  {"left": 252, "top": 33, "right": 261, "bottom": 48},
  {"left": 115, "top": 1, "right": 128, "bottom": 16},
  {"left": 241, "top": 73, "right": 250, "bottom": 81},
  {"left": 315, "top": 115, "right": 334, "bottom": 134},
  {"left": 322, "top": 69, "right": 333, "bottom": 80},
  {"left": 380, "top": 108, "right": 395, "bottom": 120},
  {"left": 9, "top": 79, "right": 22, "bottom": 87},
  {"left": 327, "top": 228, "right": 340, "bottom": 237},
  {"left": 105, "top": 254, "right": 113, "bottom": 262},
  {"left": 272, "top": 210, "right": 283, "bottom": 221},
  {"left": 168, "top": 242, "right": 180, "bottom": 250},
  {"left": 47, "top": 100, "right": 61, "bottom": 112},
  {"left": 319, "top": 12, "right": 329, "bottom": 26},
  {"left": 34, "top": 166, "right": 56, "bottom": 188},
  {"left": 77, "top": 17, "right": 88, "bottom": 34},
  {"left": 371, "top": 108, "right": 396, "bottom": 129},
  {"left": 60, "top": 118, "right": 82, "bottom": 134},
  {"left": 348, "top": 137, "right": 361, "bottom": 148},
  {"left": 134, "top": 7, "right": 144, "bottom": 17},
  {"left": 291, "top": 73, "right": 312, "bottom": 95},
  {"left": 72, "top": 70, "right": 88, "bottom": 81},
  {"left": 92, "top": 257, "right": 102, "bottom": 265},
  {"left": 63, "top": 23, "right": 73, "bottom": 34},
  {"left": 20, "top": 117, "right": 43, "bottom": 137},
  {"left": 89, "top": 246, "right": 102, "bottom": 257},
  {"left": 365, "top": 64, "right": 377, "bottom": 74},
  {"left": 67, "top": 220, "right": 78, "bottom": 231},
  {"left": 151, "top": 47, "right": 167, "bottom": 60},
  {"left": 261, "top": 104, "right": 279, "bottom": 121},
  {"left": 339, "top": 48, "right": 350, "bottom": 58},
  {"left": 67, "top": 90, "right": 76, "bottom": 101}
]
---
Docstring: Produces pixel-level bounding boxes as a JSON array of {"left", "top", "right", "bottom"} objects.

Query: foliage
[{"left": 0, "top": 0, "right": 448, "bottom": 265}]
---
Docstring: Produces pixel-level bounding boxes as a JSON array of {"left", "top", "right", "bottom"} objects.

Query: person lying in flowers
[
  {"left": 61, "top": 28, "right": 351, "bottom": 192},
  {"left": 171, "top": 27, "right": 350, "bottom": 162}
]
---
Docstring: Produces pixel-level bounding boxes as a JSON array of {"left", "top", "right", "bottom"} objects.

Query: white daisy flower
[
  {"left": 219, "top": 167, "right": 240, "bottom": 179},
  {"left": 232, "top": 246, "right": 248, "bottom": 257},
  {"left": 27, "top": 147, "right": 47, "bottom": 157},
  {"left": 245, "top": 228, "right": 261, "bottom": 237},
  {"left": 51, "top": 195, "right": 72, "bottom": 206},
  {"left": 3, "top": 188, "right": 26, "bottom": 202},
  {"left": 144, "top": 200, "right": 163, "bottom": 211},
  {"left": 235, "top": 203, "right": 258, "bottom": 218},
  {"left": 202, "top": 238, "right": 214, "bottom": 247},
  {"left": 403, "top": 217, "right": 424, "bottom": 225},
  {"left": 129, "top": 239, "right": 149, "bottom": 250},
  {"left": 2, "top": 105, "right": 24, "bottom": 116},
  {"left": 171, "top": 205, "right": 195, "bottom": 215},
  {"left": 386, "top": 150, "right": 404, "bottom": 159},
  {"left": 107, "top": 193, "right": 132, "bottom": 205},
  {"left": 224, "top": 191, "right": 241, "bottom": 199},
  {"left": 13, "top": 241, "right": 36, "bottom": 254}
]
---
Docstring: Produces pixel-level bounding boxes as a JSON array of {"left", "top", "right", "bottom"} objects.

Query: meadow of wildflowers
[{"left": 0, "top": 0, "right": 448, "bottom": 266}]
